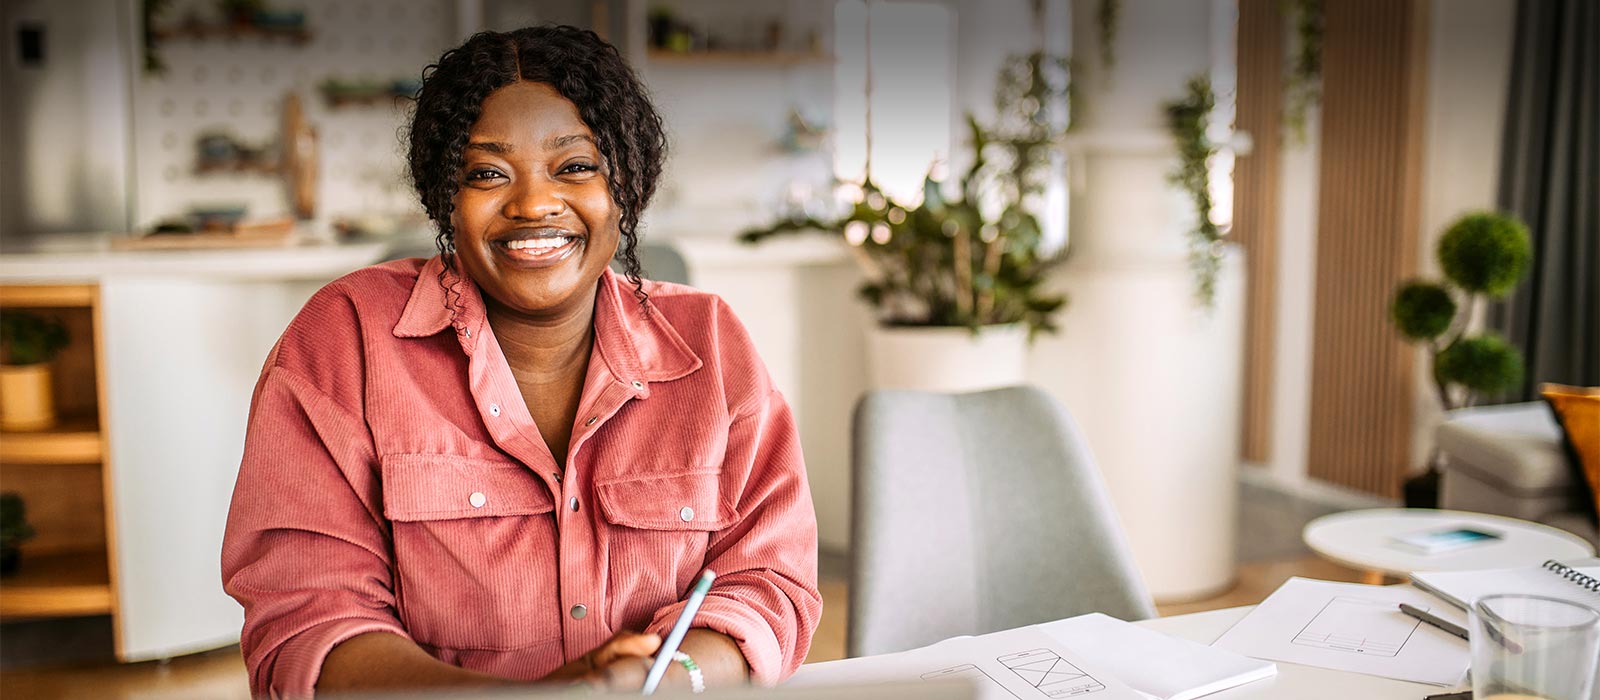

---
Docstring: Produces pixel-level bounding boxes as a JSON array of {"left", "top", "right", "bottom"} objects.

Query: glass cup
[{"left": 1469, "top": 594, "right": 1600, "bottom": 700}]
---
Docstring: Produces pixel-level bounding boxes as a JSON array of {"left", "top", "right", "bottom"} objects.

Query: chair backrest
[
  {"left": 613, "top": 241, "right": 691, "bottom": 286},
  {"left": 848, "top": 385, "right": 1155, "bottom": 658}
]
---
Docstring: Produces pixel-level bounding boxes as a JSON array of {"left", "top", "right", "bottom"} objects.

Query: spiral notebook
[{"left": 1411, "top": 558, "right": 1600, "bottom": 611}]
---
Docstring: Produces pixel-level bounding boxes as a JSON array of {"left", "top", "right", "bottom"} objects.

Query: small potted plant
[
  {"left": 1390, "top": 211, "right": 1532, "bottom": 506},
  {"left": 1, "top": 492, "right": 37, "bottom": 576},
  {"left": 742, "top": 53, "right": 1070, "bottom": 391},
  {"left": 0, "top": 312, "right": 70, "bottom": 431}
]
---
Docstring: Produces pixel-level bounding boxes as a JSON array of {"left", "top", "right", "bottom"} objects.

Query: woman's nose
[{"left": 502, "top": 178, "right": 566, "bottom": 220}]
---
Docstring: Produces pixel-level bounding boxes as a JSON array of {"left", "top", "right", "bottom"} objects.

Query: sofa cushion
[{"left": 1436, "top": 402, "right": 1573, "bottom": 494}]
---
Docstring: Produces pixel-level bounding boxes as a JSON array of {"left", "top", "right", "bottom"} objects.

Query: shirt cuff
[
  {"left": 646, "top": 597, "right": 786, "bottom": 686},
  {"left": 265, "top": 617, "right": 411, "bottom": 699}
]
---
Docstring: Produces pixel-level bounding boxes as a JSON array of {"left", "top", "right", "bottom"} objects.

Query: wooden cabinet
[
  {"left": 0, "top": 275, "right": 337, "bottom": 661},
  {"left": 0, "top": 285, "right": 120, "bottom": 628}
]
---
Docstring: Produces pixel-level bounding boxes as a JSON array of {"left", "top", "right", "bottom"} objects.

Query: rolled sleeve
[
  {"left": 222, "top": 365, "right": 404, "bottom": 699},
  {"left": 647, "top": 387, "right": 823, "bottom": 684}
]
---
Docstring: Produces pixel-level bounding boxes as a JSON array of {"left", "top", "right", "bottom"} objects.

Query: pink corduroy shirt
[{"left": 221, "top": 256, "right": 821, "bottom": 698}]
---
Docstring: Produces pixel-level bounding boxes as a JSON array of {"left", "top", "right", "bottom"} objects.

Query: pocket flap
[
  {"left": 595, "top": 471, "right": 735, "bottom": 531},
  {"left": 382, "top": 454, "right": 554, "bottom": 522}
]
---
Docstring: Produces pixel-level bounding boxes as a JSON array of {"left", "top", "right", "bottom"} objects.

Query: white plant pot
[{"left": 866, "top": 323, "right": 1029, "bottom": 393}]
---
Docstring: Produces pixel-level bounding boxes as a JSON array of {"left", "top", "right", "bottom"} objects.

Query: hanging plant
[
  {"left": 1097, "top": 0, "right": 1121, "bottom": 76},
  {"left": 1283, "top": 0, "right": 1323, "bottom": 143},
  {"left": 1164, "top": 75, "right": 1226, "bottom": 307},
  {"left": 142, "top": 0, "right": 174, "bottom": 76}
]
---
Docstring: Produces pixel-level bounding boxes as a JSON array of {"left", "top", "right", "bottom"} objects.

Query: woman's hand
[{"left": 542, "top": 630, "right": 662, "bottom": 690}]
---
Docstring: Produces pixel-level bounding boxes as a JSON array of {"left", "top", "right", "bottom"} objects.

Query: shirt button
[
  {"left": 488, "top": 403, "right": 501, "bottom": 417},
  {"left": 469, "top": 492, "right": 487, "bottom": 508},
  {"left": 463, "top": 328, "right": 471, "bottom": 338},
  {"left": 679, "top": 506, "right": 695, "bottom": 522},
  {"left": 570, "top": 604, "right": 588, "bottom": 620},
  {"left": 584, "top": 416, "right": 598, "bottom": 427},
  {"left": 631, "top": 380, "right": 645, "bottom": 391},
  {"left": 568, "top": 496, "right": 580, "bottom": 512},
  {"left": 551, "top": 471, "right": 562, "bottom": 483}
]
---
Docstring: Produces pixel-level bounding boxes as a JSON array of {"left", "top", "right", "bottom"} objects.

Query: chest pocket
[
  {"left": 594, "top": 470, "right": 736, "bottom": 630},
  {"left": 382, "top": 454, "right": 561, "bottom": 651}
]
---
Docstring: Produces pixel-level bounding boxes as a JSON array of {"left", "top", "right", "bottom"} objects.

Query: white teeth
[{"left": 506, "top": 237, "right": 571, "bottom": 251}]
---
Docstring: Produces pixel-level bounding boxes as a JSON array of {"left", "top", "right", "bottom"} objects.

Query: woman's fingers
[{"left": 590, "top": 631, "right": 662, "bottom": 669}]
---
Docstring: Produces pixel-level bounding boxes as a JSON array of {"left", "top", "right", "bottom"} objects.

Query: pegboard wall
[{"left": 131, "top": 0, "right": 458, "bottom": 230}]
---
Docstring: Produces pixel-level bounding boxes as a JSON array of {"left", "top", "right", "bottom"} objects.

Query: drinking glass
[{"left": 1469, "top": 594, "right": 1600, "bottom": 700}]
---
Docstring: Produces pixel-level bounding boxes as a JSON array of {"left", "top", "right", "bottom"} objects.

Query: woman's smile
[{"left": 496, "top": 228, "right": 586, "bottom": 268}]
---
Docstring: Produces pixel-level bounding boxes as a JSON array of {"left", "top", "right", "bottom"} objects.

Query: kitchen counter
[{"left": 0, "top": 232, "right": 396, "bottom": 283}]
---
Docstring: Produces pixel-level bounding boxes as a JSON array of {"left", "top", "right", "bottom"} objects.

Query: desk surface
[
  {"left": 1302, "top": 508, "right": 1595, "bottom": 576},
  {"left": 1136, "top": 605, "right": 1455, "bottom": 699}
]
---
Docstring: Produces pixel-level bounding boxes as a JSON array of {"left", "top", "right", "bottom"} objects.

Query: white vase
[{"left": 866, "top": 323, "right": 1029, "bottom": 393}]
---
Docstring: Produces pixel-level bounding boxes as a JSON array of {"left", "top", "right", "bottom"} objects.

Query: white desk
[{"left": 1134, "top": 605, "right": 1455, "bottom": 699}]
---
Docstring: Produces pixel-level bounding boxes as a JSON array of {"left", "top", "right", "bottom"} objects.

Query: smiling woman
[{"left": 220, "top": 26, "right": 821, "bottom": 700}]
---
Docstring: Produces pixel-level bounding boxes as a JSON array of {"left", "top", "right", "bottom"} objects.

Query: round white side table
[{"left": 1302, "top": 508, "right": 1596, "bottom": 584}]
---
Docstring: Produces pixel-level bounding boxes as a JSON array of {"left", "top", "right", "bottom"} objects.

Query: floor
[{"left": 0, "top": 554, "right": 1364, "bottom": 700}]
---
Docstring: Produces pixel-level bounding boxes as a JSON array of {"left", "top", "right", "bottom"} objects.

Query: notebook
[
  {"left": 1038, "top": 613, "right": 1278, "bottom": 700},
  {"left": 1411, "top": 558, "right": 1600, "bottom": 611}
]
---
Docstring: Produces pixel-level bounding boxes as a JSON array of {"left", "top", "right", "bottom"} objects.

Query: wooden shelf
[
  {"left": 0, "top": 285, "right": 96, "bottom": 309},
  {"left": 0, "top": 549, "right": 114, "bottom": 619},
  {"left": 646, "top": 49, "right": 833, "bottom": 65},
  {"left": 0, "top": 415, "right": 103, "bottom": 464}
]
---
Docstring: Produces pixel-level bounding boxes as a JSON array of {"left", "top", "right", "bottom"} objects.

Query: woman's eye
[
  {"left": 465, "top": 169, "right": 503, "bottom": 182},
  {"left": 561, "top": 162, "right": 598, "bottom": 175}
]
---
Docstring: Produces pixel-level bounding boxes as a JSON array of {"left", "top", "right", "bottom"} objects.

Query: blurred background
[{"left": 0, "top": 0, "right": 1595, "bottom": 697}]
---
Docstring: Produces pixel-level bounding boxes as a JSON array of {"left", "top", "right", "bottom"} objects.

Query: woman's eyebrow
[
  {"left": 545, "top": 133, "right": 595, "bottom": 150},
  {"left": 465, "top": 141, "right": 513, "bottom": 155}
]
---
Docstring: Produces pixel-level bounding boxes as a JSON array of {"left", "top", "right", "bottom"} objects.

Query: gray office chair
[
  {"left": 848, "top": 385, "right": 1156, "bottom": 657},
  {"left": 612, "top": 241, "right": 690, "bottom": 286}
]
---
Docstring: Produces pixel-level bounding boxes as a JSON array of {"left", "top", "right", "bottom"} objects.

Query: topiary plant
[
  {"left": 1391, "top": 211, "right": 1532, "bottom": 408},
  {"left": 1390, "top": 211, "right": 1532, "bottom": 502}
]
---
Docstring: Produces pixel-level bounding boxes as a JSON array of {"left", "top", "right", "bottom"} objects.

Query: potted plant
[
  {"left": 742, "top": 53, "right": 1069, "bottom": 392},
  {"left": 1389, "top": 211, "right": 1532, "bottom": 507},
  {"left": 0, "top": 312, "right": 70, "bottom": 431},
  {"left": 1, "top": 492, "right": 37, "bottom": 576}
]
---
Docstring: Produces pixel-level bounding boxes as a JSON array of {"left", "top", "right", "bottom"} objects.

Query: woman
[{"left": 222, "top": 26, "right": 821, "bottom": 697}]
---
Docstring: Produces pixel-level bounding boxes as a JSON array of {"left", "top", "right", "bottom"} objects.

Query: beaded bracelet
[{"left": 672, "top": 651, "right": 705, "bottom": 694}]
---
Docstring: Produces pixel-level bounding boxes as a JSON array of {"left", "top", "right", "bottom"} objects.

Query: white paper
[
  {"left": 1040, "top": 613, "right": 1277, "bottom": 700},
  {"left": 788, "top": 626, "right": 1147, "bottom": 700},
  {"left": 1211, "top": 577, "right": 1470, "bottom": 687}
]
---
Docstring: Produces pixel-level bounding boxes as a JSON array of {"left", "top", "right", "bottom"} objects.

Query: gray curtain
[{"left": 1491, "top": 0, "right": 1600, "bottom": 398}]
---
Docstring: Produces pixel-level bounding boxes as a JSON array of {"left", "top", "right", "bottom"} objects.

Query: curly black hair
[{"left": 407, "top": 25, "right": 667, "bottom": 302}]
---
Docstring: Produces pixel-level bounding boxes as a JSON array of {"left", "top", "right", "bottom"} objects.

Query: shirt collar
[{"left": 393, "top": 256, "right": 702, "bottom": 385}]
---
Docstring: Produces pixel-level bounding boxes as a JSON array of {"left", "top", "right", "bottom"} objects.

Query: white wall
[{"left": 1409, "top": 0, "right": 1516, "bottom": 471}]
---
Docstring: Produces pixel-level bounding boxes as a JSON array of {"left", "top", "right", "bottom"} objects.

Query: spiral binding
[{"left": 1543, "top": 559, "right": 1600, "bottom": 593}]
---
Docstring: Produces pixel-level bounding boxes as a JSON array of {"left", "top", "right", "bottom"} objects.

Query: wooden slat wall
[
  {"left": 1307, "top": 0, "right": 1430, "bottom": 496},
  {"left": 1234, "top": 0, "right": 1285, "bottom": 463}
]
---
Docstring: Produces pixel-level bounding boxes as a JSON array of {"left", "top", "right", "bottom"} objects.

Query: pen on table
[
  {"left": 641, "top": 569, "right": 717, "bottom": 696},
  {"left": 1398, "top": 603, "right": 1469, "bottom": 641},
  {"left": 1422, "top": 691, "right": 1471, "bottom": 700}
]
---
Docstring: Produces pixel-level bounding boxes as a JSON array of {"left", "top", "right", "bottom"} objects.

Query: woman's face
[{"left": 451, "top": 80, "right": 620, "bottom": 319}]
